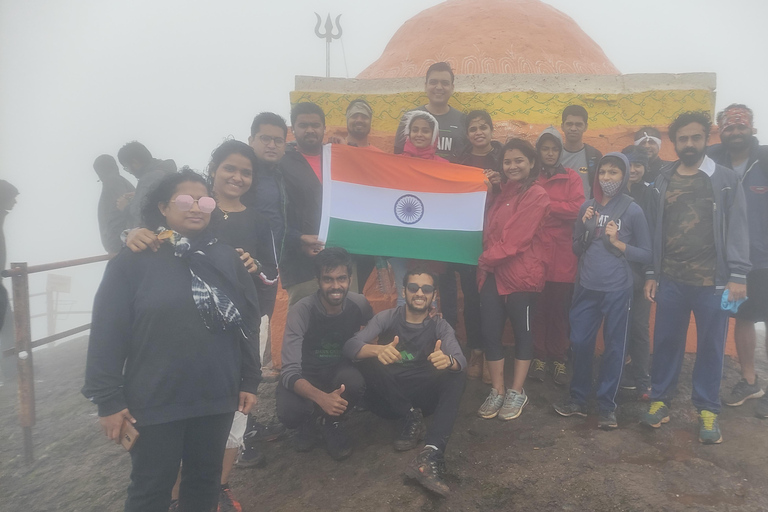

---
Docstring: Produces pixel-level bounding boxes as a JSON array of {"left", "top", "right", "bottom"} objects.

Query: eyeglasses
[
  {"left": 172, "top": 195, "right": 216, "bottom": 213},
  {"left": 258, "top": 135, "right": 286, "bottom": 146},
  {"left": 406, "top": 283, "right": 435, "bottom": 294}
]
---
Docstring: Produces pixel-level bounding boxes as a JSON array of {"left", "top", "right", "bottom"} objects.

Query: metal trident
[{"left": 314, "top": 13, "right": 342, "bottom": 78}]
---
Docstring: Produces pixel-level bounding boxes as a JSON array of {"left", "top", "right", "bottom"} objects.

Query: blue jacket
[
  {"left": 645, "top": 156, "right": 751, "bottom": 288},
  {"left": 708, "top": 139, "right": 768, "bottom": 270}
]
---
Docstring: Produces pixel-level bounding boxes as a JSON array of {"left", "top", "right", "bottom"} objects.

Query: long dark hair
[
  {"left": 141, "top": 167, "right": 211, "bottom": 230},
  {"left": 206, "top": 140, "right": 259, "bottom": 189},
  {"left": 499, "top": 138, "right": 540, "bottom": 191}
]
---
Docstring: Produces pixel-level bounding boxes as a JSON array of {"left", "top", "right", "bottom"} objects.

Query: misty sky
[{"left": 1, "top": 0, "right": 767, "bottom": 334}]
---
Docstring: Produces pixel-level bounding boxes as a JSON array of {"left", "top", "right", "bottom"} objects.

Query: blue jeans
[
  {"left": 568, "top": 285, "right": 632, "bottom": 413},
  {"left": 650, "top": 277, "right": 729, "bottom": 413}
]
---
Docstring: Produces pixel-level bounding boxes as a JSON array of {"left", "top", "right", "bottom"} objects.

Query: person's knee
[
  {"left": 276, "top": 386, "right": 314, "bottom": 428},
  {"left": 334, "top": 366, "right": 366, "bottom": 403}
]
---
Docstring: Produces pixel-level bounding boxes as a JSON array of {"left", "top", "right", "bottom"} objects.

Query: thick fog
[{"left": 1, "top": 0, "right": 766, "bottom": 339}]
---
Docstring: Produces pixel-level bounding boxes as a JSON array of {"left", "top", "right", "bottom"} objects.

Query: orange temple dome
[{"left": 358, "top": 0, "right": 619, "bottom": 79}]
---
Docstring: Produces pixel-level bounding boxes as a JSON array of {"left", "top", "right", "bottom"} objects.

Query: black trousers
[
  {"left": 360, "top": 360, "right": 466, "bottom": 453},
  {"left": 276, "top": 362, "right": 365, "bottom": 428},
  {"left": 125, "top": 412, "right": 233, "bottom": 512},
  {"left": 480, "top": 274, "right": 538, "bottom": 361}
]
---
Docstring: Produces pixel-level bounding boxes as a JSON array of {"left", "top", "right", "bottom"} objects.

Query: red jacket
[
  {"left": 478, "top": 181, "right": 551, "bottom": 295},
  {"left": 537, "top": 167, "right": 584, "bottom": 283}
]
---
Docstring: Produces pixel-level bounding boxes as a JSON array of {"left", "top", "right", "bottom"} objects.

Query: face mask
[{"left": 599, "top": 180, "right": 622, "bottom": 197}]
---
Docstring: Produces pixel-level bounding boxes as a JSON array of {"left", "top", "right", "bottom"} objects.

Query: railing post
[{"left": 11, "top": 262, "right": 35, "bottom": 463}]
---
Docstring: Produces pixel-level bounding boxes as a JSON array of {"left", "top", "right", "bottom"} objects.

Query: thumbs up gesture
[
  {"left": 377, "top": 335, "right": 403, "bottom": 365},
  {"left": 319, "top": 384, "right": 348, "bottom": 416},
  {"left": 428, "top": 339, "right": 451, "bottom": 370}
]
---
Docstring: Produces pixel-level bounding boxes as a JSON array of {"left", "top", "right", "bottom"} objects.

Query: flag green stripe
[{"left": 326, "top": 218, "right": 482, "bottom": 265}]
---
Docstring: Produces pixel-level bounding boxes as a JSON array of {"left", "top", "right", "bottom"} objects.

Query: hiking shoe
[
  {"left": 394, "top": 408, "right": 426, "bottom": 451},
  {"left": 528, "top": 359, "right": 546, "bottom": 382},
  {"left": 245, "top": 417, "right": 287, "bottom": 442},
  {"left": 553, "top": 398, "right": 587, "bottom": 417},
  {"left": 755, "top": 395, "right": 768, "bottom": 419},
  {"left": 724, "top": 377, "right": 765, "bottom": 407},
  {"left": 478, "top": 389, "right": 505, "bottom": 419},
  {"left": 168, "top": 499, "right": 180, "bottom": 512},
  {"left": 641, "top": 401, "right": 670, "bottom": 428},
  {"left": 553, "top": 361, "right": 568, "bottom": 386},
  {"left": 217, "top": 483, "right": 243, "bottom": 512},
  {"left": 294, "top": 418, "right": 319, "bottom": 453},
  {"left": 467, "top": 351, "right": 484, "bottom": 380},
  {"left": 599, "top": 410, "right": 618, "bottom": 430},
  {"left": 404, "top": 446, "right": 450, "bottom": 497},
  {"left": 237, "top": 442, "right": 266, "bottom": 468},
  {"left": 321, "top": 418, "right": 353, "bottom": 461},
  {"left": 698, "top": 410, "right": 723, "bottom": 444},
  {"left": 498, "top": 389, "right": 528, "bottom": 420},
  {"left": 620, "top": 373, "right": 637, "bottom": 390}
]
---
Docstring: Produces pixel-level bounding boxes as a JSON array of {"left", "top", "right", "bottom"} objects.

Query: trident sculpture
[{"left": 314, "top": 13, "right": 342, "bottom": 78}]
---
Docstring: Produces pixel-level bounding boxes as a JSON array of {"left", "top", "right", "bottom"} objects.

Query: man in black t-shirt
[
  {"left": 344, "top": 267, "right": 466, "bottom": 497},
  {"left": 277, "top": 248, "right": 373, "bottom": 461}
]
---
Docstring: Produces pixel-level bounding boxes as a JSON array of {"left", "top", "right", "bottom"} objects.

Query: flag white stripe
[{"left": 327, "top": 180, "right": 486, "bottom": 232}]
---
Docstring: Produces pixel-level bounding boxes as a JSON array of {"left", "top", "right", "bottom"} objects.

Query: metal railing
[{"left": 2, "top": 254, "right": 111, "bottom": 463}]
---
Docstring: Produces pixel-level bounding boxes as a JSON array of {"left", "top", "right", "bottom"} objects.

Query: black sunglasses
[{"left": 406, "top": 283, "right": 435, "bottom": 294}]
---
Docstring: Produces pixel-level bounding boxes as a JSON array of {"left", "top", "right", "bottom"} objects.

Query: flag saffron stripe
[{"left": 326, "top": 143, "right": 487, "bottom": 193}]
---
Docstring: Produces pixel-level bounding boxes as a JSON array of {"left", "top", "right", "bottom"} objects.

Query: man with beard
[
  {"left": 281, "top": 102, "right": 337, "bottom": 305},
  {"left": 642, "top": 111, "right": 750, "bottom": 444},
  {"left": 708, "top": 104, "right": 768, "bottom": 416},
  {"left": 634, "top": 126, "right": 671, "bottom": 184},
  {"left": 345, "top": 99, "right": 380, "bottom": 150},
  {"left": 344, "top": 267, "right": 466, "bottom": 497},
  {"left": 277, "top": 248, "right": 372, "bottom": 461}
]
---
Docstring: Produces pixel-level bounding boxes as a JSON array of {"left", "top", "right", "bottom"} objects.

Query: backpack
[{"left": 580, "top": 193, "right": 635, "bottom": 258}]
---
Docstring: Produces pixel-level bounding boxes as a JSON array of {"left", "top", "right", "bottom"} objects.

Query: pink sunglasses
[{"left": 172, "top": 194, "right": 216, "bottom": 213}]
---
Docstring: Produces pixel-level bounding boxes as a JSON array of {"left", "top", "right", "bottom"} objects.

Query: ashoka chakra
[{"left": 394, "top": 194, "right": 424, "bottom": 225}]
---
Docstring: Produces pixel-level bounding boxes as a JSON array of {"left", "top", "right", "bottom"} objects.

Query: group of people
[{"left": 82, "top": 61, "right": 768, "bottom": 511}]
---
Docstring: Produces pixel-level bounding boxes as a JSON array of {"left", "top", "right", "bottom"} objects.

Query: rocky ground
[{"left": 1, "top": 333, "right": 767, "bottom": 512}]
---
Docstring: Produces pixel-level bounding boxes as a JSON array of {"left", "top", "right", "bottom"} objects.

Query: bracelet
[{"left": 448, "top": 354, "right": 455, "bottom": 368}]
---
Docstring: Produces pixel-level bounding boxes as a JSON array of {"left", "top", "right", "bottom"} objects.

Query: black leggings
[
  {"left": 479, "top": 274, "right": 538, "bottom": 362},
  {"left": 126, "top": 412, "right": 233, "bottom": 512}
]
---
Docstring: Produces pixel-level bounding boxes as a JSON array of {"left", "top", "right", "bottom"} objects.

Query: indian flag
[{"left": 318, "top": 144, "right": 487, "bottom": 265}]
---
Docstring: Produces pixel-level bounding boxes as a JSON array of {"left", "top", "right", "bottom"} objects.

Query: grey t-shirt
[
  {"left": 394, "top": 106, "right": 467, "bottom": 163},
  {"left": 732, "top": 160, "right": 749, "bottom": 179},
  {"left": 560, "top": 147, "right": 590, "bottom": 198}
]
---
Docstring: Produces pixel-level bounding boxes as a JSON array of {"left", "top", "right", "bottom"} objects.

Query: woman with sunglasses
[
  {"left": 83, "top": 168, "right": 261, "bottom": 512},
  {"left": 125, "top": 140, "right": 278, "bottom": 510},
  {"left": 476, "top": 139, "right": 551, "bottom": 422}
]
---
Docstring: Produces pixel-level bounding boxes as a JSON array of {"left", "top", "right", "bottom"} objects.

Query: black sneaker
[
  {"left": 404, "top": 446, "right": 450, "bottom": 497},
  {"left": 237, "top": 441, "right": 266, "bottom": 468},
  {"left": 598, "top": 410, "right": 618, "bottom": 430},
  {"left": 245, "top": 417, "right": 287, "bottom": 442},
  {"left": 756, "top": 395, "right": 768, "bottom": 419},
  {"left": 393, "top": 408, "right": 426, "bottom": 452},
  {"left": 619, "top": 373, "right": 637, "bottom": 390},
  {"left": 724, "top": 377, "right": 765, "bottom": 407},
  {"left": 321, "top": 418, "right": 353, "bottom": 461},
  {"left": 553, "top": 398, "right": 587, "bottom": 417},
  {"left": 294, "top": 417, "right": 319, "bottom": 453}
]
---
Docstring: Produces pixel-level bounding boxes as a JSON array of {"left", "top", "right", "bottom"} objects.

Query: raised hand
[
  {"left": 427, "top": 339, "right": 451, "bottom": 370},
  {"left": 377, "top": 335, "right": 402, "bottom": 365}
]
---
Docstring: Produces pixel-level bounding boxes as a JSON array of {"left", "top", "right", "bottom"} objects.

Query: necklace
[{"left": 218, "top": 205, "right": 245, "bottom": 220}]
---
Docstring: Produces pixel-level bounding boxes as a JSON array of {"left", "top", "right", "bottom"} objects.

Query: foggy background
[{"left": 1, "top": 0, "right": 767, "bottom": 340}]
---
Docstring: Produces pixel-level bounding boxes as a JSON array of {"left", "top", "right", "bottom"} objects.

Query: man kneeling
[
  {"left": 343, "top": 267, "right": 466, "bottom": 496},
  {"left": 277, "top": 247, "right": 373, "bottom": 460}
]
